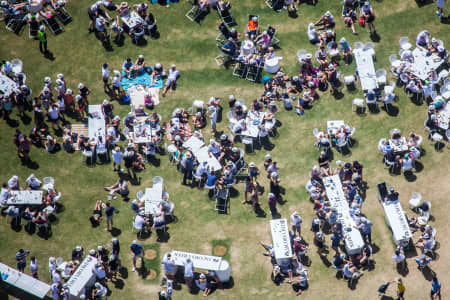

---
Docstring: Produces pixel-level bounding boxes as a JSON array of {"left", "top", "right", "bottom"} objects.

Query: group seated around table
[
  {"left": 131, "top": 193, "right": 174, "bottom": 234},
  {"left": 45, "top": 238, "right": 122, "bottom": 299},
  {"left": 1, "top": 174, "right": 61, "bottom": 233},
  {"left": 377, "top": 129, "right": 422, "bottom": 174}
]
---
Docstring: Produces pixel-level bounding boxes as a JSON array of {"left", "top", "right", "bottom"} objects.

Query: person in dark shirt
[
  {"left": 72, "top": 246, "right": 84, "bottom": 262},
  {"left": 386, "top": 187, "right": 399, "bottom": 202},
  {"left": 105, "top": 202, "right": 119, "bottom": 232}
]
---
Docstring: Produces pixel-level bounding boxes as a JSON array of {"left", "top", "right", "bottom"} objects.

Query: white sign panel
[
  {"left": 270, "top": 219, "right": 292, "bottom": 260},
  {"left": 66, "top": 256, "right": 97, "bottom": 296},
  {"left": 170, "top": 251, "right": 222, "bottom": 271},
  {"left": 0, "top": 262, "right": 50, "bottom": 299},
  {"left": 383, "top": 200, "right": 412, "bottom": 244}
]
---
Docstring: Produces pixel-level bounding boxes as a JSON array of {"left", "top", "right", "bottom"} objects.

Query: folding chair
[
  {"left": 6, "top": 13, "right": 26, "bottom": 35},
  {"left": 217, "top": 6, "right": 236, "bottom": 27},
  {"left": 233, "top": 60, "right": 246, "bottom": 78},
  {"left": 214, "top": 188, "right": 229, "bottom": 213},
  {"left": 55, "top": 6, "right": 72, "bottom": 25},
  {"left": 42, "top": 15, "right": 63, "bottom": 35},
  {"left": 185, "top": 0, "right": 199, "bottom": 22},
  {"left": 216, "top": 22, "right": 231, "bottom": 44},
  {"left": 132, "top": 26, "right": 146, "bottom": 44},
  {"left": 247, "top": 14, "right": 260, "bottom": 36},
  {"left": 28, "top": 18, "right": 40, "bottom": 39},
  {"left": 267, "top": 25, "right": 280, "bottom": 46},
  {"left": 246, "top": 62, "right": 262, "bottom": 83}
]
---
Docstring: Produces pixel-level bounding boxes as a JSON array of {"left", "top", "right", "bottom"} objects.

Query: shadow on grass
[
  {"left": 110, "top": 227, "right": 122, "bottom": 237},
  {"left": 403, "top": 170, "right": 417, "bottom": 182}
]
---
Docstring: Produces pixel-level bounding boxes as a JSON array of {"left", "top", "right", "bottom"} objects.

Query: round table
[
  {"left": 264, "top": 57, "right": 282, "bottom": 74},
  {"left": 241, "top": 40, "right": 255, "bottom": 56}
]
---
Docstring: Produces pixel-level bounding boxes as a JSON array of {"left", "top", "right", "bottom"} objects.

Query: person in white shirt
[
  {"left": 50, "top": 283, "right": 60, "bottom": 300},
  {"left": 208, "top": 140, "right": 220, "bottom": 158},
  {"left": 92, "top": 282, "right": 107, "bottom": 300},
  {"left": 392, "top": 248, "right": 405, "bottom": 270},
  {"left": 102, "top": 63, "right": 110, "bottom": 90},
  {"left": 8, "top": 175, "right": 19, "bottom": 190},
  {"left": 134, "top": 211, "right": 147, "bottom": 231},
  {"left": 26, "top": 174, "right": 42, "bottom": 190},
  {"left": 183, "top": 258, "right": 194, "bottom": 292},
  {"left": 291, "top": 211, "right": 302, "bottom": 236},
  {"left": 52, "top": 269, "right": 61, "bottom": 284},
  {"left": 208, "top": 103, "right": 218, "bottom": 135},
  {"left": 162, "top": 65, "right": 180, "bottom": 97},
  {"left": 48, "top": 104, "right": 60, "bottom": 129},
  {"left": 30, "top": 256, "right": 38, "bottom": 278},
  {"left": 111, "top": 146, "right": 122, "bottom": 172},
  {"left": 112, "top": 70, "right": 121, "bottom": 99},
  {"left": 48, "top": 257, "right": 56, "bottom": 273}
]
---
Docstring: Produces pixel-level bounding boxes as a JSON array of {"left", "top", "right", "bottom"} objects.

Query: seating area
[{"left": 1, "top": 0, "right": 71, "bottom": 36}]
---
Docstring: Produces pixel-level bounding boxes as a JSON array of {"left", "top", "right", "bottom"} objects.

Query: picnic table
[
  {"left": 88, "top": 105, "right": 106, "bottom": 141},
  {"left": 121, "top": 11, "right": 144, "bottom": 30},
  {"left": 7, "top": 190, "right": 43, "bottom": 205},
  {"left": 193, "top": 147, "right": 222, "bottom": 171},
  {"left": 388, "top": 137, "right": 409, "bottom": 153},
  {"left": 128, "top": 85, "right": 160, "bottom": 108},
  {"left": 323, "top": 175, "right": 365, "bottom": 255},
  {"left": 183, "top": 136, "right": 205, "bottom": 153},
  {"left": 144, "top": 183, "right": 163, "bottom": 215},
  {"left": 132, "top": 117, "right": 161, "bottom": 144},
  {"left": 0, "top": 262, "right": 50, "bottom": 299},
  {"left": 0, "top": 74, "right": 16, "bottom": 97},
  {"left": 353, "top": 48, "right": 378, "bottom": 91},
  {"left": 65, "top": 256, "right": 97, "bottom": 298},
  {"left": 327, "top": 120, "right": 345, "bottom": 136},
  {"left": 241, "top": 111, "right": 265, "bottom": 138},
  {"left": 270, "top": 218, "right": 292, "bottom": 263},
  {"left": 382, "top": 200, "right": 412, "bottom": 246},
  {"left": 410, "top": 47, "right": 444, "bottom": 81}
]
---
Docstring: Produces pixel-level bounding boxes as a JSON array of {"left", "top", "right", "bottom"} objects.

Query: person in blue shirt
[
  {"left": 105, "top": 202, "right": 119, "bottom": 232},
  {"left": 330, "top": 232, "right": 343, "bottom": 255},
  {"left": 222, "top": 38, "right": 237, "bottom": 69},
  {"left": 129, "top": 240, "right": 143, "bottom": 272},
  {"left": 15, "top": 249, "right": 29, "bottom": 272},
  {"left": 431, "top": 276, "right": 441, "bottom": 299},
  {"left": 161, "top": 253, "right": 176, "bottom": 280},
  {"left": 358, "top": 217, "right": 373, "bottom": 244},
  {"left": 122, "top": 58, "right": 134, "bottom": 79},
  {"left": 181, "top": 151, "right": 195, "bottom": 186}
]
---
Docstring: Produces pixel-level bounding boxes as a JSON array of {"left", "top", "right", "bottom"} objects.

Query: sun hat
[
  {"left": 220, "top": 134, "right": 227, "bottom": 140},
  {"left": 295, "top": 236, "right": 302, "bottom": 242},
  {"left": 249, "top": 162, "right": 256, "bottom": 167},
  {"left": 252, "top": 16, "right": 258, "bottom": 21},
  {"left": 265, "top": 154, "right": 271, "bottom": 159},
  {"left": 229, "top": 95, "right": 235, "bottom": 100},
  {"left": 44, "top": 76, "right": 51, "bottom": 83},
  {"left": 112, "top": 238, "right": 118, "bottom": 243},
  {"left": 127, "top": 143, "right": 133, "bottom": 148},
  {"left": 103, "top": 99, "right": 108, "bottom": 105},
  {"left": 40, "top": 25, "right": 45, "bottom": 31},
  {"left": 114, "top": 115, "right": 120, "bottom": 121},
  {"left": 325, "top": 10, "right": 331, "bottom": 16},
  {"left": 139, "top": 211, "right": 145, "bottom": 216},
  {"left": 139, "top": 54, "right": 144, "bottom": 59},
  {"left": 75, "top": 246, "right": 82, "bottom": 251},
  {"left": 155, "top": 63, "right": 162, "bottom": 69},
  {"left": 232, "top": 147, "right": 238, "bottom": 152},
  {"left": 131, "top": 240, "right": 137, "bottom": 245},
  {"left": 95, "top": 283, "right": 102, "bottom": 289},
  {"left": 423, "top": 233, "right": 430, "bottom": 239},
  {"left": 200, "top": 273, "right": 206, "bottom": 279},
  {"left": 271, "top": 172, "right": 277, "bottom": 178},
  {"left": 89, "top": 249, "right": 96, "bottom": 255}
]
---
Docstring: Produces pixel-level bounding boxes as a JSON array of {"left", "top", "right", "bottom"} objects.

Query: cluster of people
[
  {"left": 2, "top": 174, "right": 60, "bottom": 234},
  {"left": 378, "top": 129, "right": 422, "bottom": 174},
  {"left": 88, "top": 1, "right": 158, "bottom": 45}
]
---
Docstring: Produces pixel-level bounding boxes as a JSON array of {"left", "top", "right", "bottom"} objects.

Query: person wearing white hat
[
  {"left": 326, "top": 63, "right": 338, "bottom": 94},
  {"left": 315, "top": 11, "right": 335, "bottom": 31},
  {"left": 436, "top": 0, "right": 445, "bottom": 18},
  {"left": 195, "top": 272, "right": 211, "bottom": 296},
  {"left": 38, "top": 25, "right": 48, "bottom": 54},
  {"left": 361, "top": 1, "right": 376, "bottom": 34},
  {"left": 72, "top": 245, "right": 84, "bottom": 262},
  {"left": 92, "top": 282, "right": 107, "bottom": 299},
  {"left": 133, "top": 54, "right": 146, "bottom": 75},
  {"left": 290, "top": 211, "right": 302, "bottom": 236},
  {"left": 263, "top": 154, "right": 272, "bottom": 170},
  {"left": 248, "top": 162, "right": 259, "bottom": 184},
  {"left": 160, "top": 62, "right": 179, "bottom": 96},
  {"left": 44, "top": 134, "right": 57, "bottom": 153}
]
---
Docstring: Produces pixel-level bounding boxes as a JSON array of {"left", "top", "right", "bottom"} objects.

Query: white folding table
[
  {"left": 0, "top": 262, "right": 50, "bottom": 299},
  {"left": 193, "top": 147, "right": 222, "bottom": 171},
  {"left": 121, "top": 11, "right": 144, "bottom": 29},
  {"left": 327, "top": 120, "right": 345, "bottom": 136},
  {"left": 410, "top": 47, "right": 444, "bottom": 81},
  {"left": 183, "top": 136, "right": 205, "bottom": 153},
  {"left": 382, "top": 200, "right": 412, "bottom": 246},
  {"left": 0, "top": 74, "right": 16, "bottom": 97},
  {"left": 324, "top": 175, "right": 365, "bottom": 255},
  {"left": 7, "top": 190, "right": 43, "bottom": 205},
  {"left": 353, "top": 48, "right": 378, "bottom": 91},
  {"left": 65, "top": 256, "right": 97, "bottom": 298},
  {"left": 88, "top": 105, "right": 106, "bottom": 141}
]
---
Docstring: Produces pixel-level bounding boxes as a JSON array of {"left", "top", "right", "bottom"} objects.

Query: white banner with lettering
[
  {"left": 383, "top": 200, "right": 412, "bottom": 244},
  {"left": 170, "top": 251, "right": 222, "bottom": 270},
  {"left": 270, "top": 218, "right": 292, "bottom": 260},
  {"left": 66, "top": 256, "right": 97, "bottom": 296}
]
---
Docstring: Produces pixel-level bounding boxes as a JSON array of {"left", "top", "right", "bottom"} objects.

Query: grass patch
[
  {"left": 141, "top": 244, "right": 161, "bottom": 283},
  {"left": 211, "top": 238, "right": 232, "bottom": 264}
]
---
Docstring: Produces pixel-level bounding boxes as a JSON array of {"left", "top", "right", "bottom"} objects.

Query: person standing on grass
[
  {"left": 104, "top": 202, "right": 119, "bottom": 232},
  {"left": 436, "top": 0, "right": 445, "bottom": 18},
  {"left": 129, "top": 240, "right": 143, "bottom": 272},
  {"left": 15, "top": 249, "right": 29, "bottom": 273},
  {"left": 112, "top": 146, "right": 123, "bottom": 172},
  {"left": 162, "top": 253, "right": 176, "bottom": 280},
  {"left": 268, "top": 193, "right": 277, "bottom": 218},
  {"left": 38, "top": 25, "right": 48, "bottom": 54},
  {"left": 431, "top": 276, "right": 442, "bottom": 300},
  {"left": 290, "top": 211, "right": 302, "bottom": 237},
  {"left": 184, "top": 258, "right": 194, "bottom": 293},
  {"left": 396, "top": 278, "right": 405, "bottom": 300},
  {"left": 102, "top": 63, "right": 110, "bottom": 92},
  {"left": 30, "top": 256, "right": 38, "bottom": 278}
]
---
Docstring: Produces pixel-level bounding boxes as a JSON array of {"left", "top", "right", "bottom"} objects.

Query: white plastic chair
[
  {"left": 312, "top": 128, "right": 319, "bottom": 138},
  {"left": 56, "top": 257, "right": 64, "bottom": 267},
  {"left": 353, "top": 42, "right": 363, "bottom": 50},
  {"left": 11, "top": 59, "right": 23, "bottom": 74},
  {"left": 189, "top": 100, "right": 205, "bottom": 114},
  {"left": 152, "top": 176, "right": 164, "bottom": 185},
  {"left": 136, "top": 190, "right": 144, "bottom": 201},
  {"left": 352, "top": 98, "right": 365, "bottom": 113},
  {"left": 409, "top": 192, "right": 422, "bottom": 209},
  {"left": 242, "top": 137, "right": 254, "bottom": 153},
  {"left": 376, "top": 69, "right": 387, "bottom": 86},
  {"left": 297, "top": 50, "right": 307, "bottom": 63}
]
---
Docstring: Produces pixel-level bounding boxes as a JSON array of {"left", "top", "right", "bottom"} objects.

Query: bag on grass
[{"left": 359, "top": 17, "right": 365, "bottom": 27}]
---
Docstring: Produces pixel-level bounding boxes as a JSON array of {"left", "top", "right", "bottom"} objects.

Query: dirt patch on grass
[
  {"left": 145, "top": 269, "right": 158, "bottom": 280},
  {"left": 145, "top": 249, "right": 157, "bottom": 260},
  {"left": 214, "top": 245, "right": 228, "bottom": 256}
]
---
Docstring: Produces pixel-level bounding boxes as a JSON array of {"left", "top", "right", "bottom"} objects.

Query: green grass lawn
[{"left": 0, "top": 0, "right": 450, "bottom": 299}]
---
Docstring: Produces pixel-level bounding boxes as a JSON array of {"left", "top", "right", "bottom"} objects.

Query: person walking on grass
[
  {"left": 436, "top": 0, "right": 445, "bottom": 19},
  {"left": 431, "top": 276, "right": 442, "bottom": 300},
  {"left": 104, "top": 202, "right": 119, "bottom": 232},
  {"left": 30, "top": 256, "right": 38, "bottom": 278},
  {"left": 129, "top": 240, "right": 143, "bottom": 272},
  {"left": 396, "top": 278, "right": 405, "bottom": 300},
  {"left": 102, "top": 63, "right": 110, "bottom": 92},
  {"left": 38, "top": 25, "right": 48, "bottom": 54}
]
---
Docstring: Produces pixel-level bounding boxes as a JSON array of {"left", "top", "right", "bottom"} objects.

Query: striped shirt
[{"left": 16, "top": 251, "right": 27, "bottom": 262}]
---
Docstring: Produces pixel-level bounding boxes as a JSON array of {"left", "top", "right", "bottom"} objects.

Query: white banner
[
  {"left": 66, "top": 256, "right": 97, "bottom": 296},
  {"left": 270, "top": 219, "right": 292, "bottom": 259},
  {"left": 170, "top": 251, "right": 222, "bottom": 270}
]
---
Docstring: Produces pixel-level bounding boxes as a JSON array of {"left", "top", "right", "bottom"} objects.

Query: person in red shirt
[{"left": 246, "top": 16, "right": 259, "bottom": 40}]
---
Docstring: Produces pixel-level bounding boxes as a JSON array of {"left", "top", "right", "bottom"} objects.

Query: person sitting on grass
[
  {"left": 315, "top": 11, "right": 335, "bottom": 30},
  {"left": 292, "top": 270, "right": 309, "bottom": 296},
  {"left": 104, "top": 178, "right": 129, "bottom": 200},
  {"left": 162, "top": 64, "right": 180, "bottom": 97},
  {"left": 122, "top": 58, "right": 134, "bottom": 79}
]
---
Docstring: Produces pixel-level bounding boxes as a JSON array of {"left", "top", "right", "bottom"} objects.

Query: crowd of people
[{"left": 1, "top": 174, "right": 60, "bottom": 235}]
